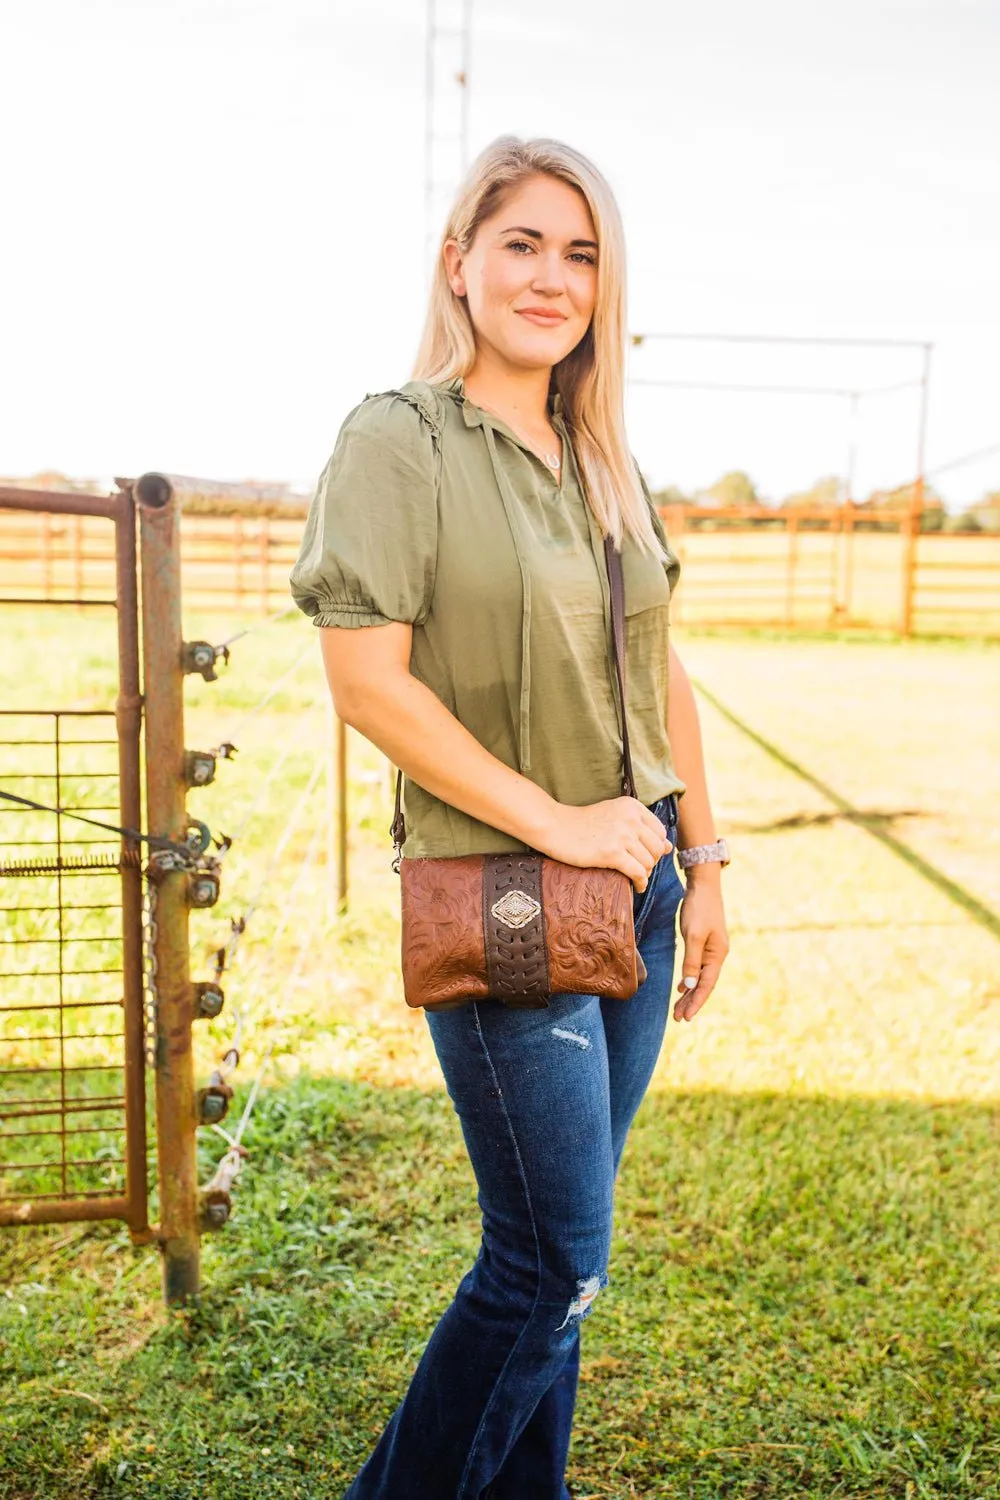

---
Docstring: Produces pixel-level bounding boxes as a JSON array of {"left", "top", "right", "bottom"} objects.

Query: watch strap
[{"left": 677, "top": 837, "right": 730, "bottom": 870}]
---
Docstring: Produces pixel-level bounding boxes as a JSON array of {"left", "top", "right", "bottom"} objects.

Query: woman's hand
[
  {"left": 674, "top": 874, "right": 729, "bottom": 1021},
  {"left": 541, "top": 797, "right": 671, "bottom": 893}
]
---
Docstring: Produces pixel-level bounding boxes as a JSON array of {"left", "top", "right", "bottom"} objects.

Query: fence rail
[{"left": 1, "top": 496, "right": 996, "bottom": 636}]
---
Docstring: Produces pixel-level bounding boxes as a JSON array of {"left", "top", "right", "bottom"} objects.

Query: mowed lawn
[{"left": 1, "top": 608, "right": 998, "bottom": 1499}]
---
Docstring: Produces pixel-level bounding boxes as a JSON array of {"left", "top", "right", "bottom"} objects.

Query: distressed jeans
[{"left": 343, "top": 794, "right": 683, "bottom": 1500}]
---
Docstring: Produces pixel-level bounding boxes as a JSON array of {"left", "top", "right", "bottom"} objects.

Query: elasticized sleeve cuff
[{"left": 310, "top": 603, "right": 395, "bottom": 629}]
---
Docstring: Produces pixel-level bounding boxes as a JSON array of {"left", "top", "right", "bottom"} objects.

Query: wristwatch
[{"left": 676, "top": 838, "right": 730, "bottom": 870}]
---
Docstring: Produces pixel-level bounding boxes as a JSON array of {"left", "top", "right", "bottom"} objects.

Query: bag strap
[
  {"left": 390, "top": 534, "right": 634, "bottom": 862},
  {"left": 604, "top": 532, "right": 637, "bottom": 799}
]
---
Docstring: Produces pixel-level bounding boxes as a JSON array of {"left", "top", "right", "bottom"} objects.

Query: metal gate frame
[{"left": 0, "top": 484, "right": 149, "bottom": 1239}]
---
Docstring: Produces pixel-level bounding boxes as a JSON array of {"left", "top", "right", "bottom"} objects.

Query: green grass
[
  {"left": 2, "top": 610, "right": 999, "bottom": 1497},
  {"left": 2, "top": 1077, "right": 997, "bottom": 1498}
]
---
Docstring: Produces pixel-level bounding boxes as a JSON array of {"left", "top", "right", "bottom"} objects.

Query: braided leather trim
[{"left": 483, "top": 855, "right": 551, "bottom": 1007}]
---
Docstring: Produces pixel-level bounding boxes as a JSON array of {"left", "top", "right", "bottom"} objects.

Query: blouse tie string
[{"left": 481, "top": 419, "right": 534, "bottom": 775}]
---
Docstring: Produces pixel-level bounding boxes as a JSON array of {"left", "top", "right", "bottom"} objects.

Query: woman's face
[{"left": 444, "top": 173, "right": 599, "bottom": 376}]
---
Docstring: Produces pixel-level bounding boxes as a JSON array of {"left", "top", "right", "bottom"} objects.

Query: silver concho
[{"left": 490, "top": 888, "right": 541, "bottom": 930}]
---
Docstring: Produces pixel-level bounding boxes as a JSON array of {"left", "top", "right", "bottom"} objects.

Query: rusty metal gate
[
  {"left": 0, "top": 486, "right": 150, "bottom": 1238},
  {"left": 0, "top": 479, "right": 230, "bottom": 1305}
]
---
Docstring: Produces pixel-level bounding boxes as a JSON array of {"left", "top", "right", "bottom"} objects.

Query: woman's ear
[{"left": 442, "top": 239, "right": 467, "bottom": 298}]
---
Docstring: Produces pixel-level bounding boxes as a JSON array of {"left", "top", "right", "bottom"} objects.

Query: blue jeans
[{"left": 344, "top": 795, "right": 683, "bottom": 1500}]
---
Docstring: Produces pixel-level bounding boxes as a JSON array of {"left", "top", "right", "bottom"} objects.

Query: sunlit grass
[{"left": 1, "top": 607, "right": 998, "bottom": 1497}]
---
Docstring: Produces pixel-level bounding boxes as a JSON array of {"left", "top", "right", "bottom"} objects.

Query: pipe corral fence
[
  {"left": 1, "top": 490, "right": 997, "bottom": 638},
  {"left": 0, "top": 479, "right": 351, "bottom": 1304},
  {"left": 1, "top": 471, "right": 997, "bottom": 1307}
]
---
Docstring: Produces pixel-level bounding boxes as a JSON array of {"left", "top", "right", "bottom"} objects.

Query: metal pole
[
  {"left": 112, "top": 487, "right": 150, "bottom": 1242},
  {"left": 459, "top": 0, "right": 472, "bottom": 174},
  {"left": 424, "top": 0, "right": 436, "bottom": 287},
  {"left": 326, "top": 696, "right": 336, "bottom": 924},
  {"left": 336, "top": 715, "right": 348, "bottom": 913},
  {"left": 836, "top": 390, "right": 860, "bottom": 625},
  {"left": 136, "top": 473, "right": 200, "bottom": 1304},
  {"left": 902, "top": 342, "right": 933, "bottom": 637}
]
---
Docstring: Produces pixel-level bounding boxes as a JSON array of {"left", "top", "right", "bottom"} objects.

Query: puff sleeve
[
  {"left": 636, "top": 465, "right": 682, "bottom": 599},
  {"left": 289, "top": 391, "right": 440, "bottom": 629}
]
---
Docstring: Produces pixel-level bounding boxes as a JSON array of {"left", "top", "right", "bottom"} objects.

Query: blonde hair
[{"left": 411, "top": 133, "right": 668, "bottom": 561}]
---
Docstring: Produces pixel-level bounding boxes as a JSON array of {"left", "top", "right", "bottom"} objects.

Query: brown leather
[
  {"left": 399, "top": 853, "right": 646, "bottom": 1011},
  {"left": 482, "top": 855, "right": 550, "bottom": 1005},
  {"left": 400, "top": 855, "right": 490, "bottom": 1010},
  {"left": 540, "top": 860, "right": 645, "bottom": 996},
  {"left": 395, "top": 530, "right": 649, "bottom": 1012}
]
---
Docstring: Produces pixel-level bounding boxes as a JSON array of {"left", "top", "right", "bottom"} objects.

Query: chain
[{"left": 141, "top": 877, "right": 159, "bottom": 1070}]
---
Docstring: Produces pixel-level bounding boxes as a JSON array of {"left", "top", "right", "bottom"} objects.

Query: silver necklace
[{"left": 473, "top": 394, "right": 561, "bottom": 475}]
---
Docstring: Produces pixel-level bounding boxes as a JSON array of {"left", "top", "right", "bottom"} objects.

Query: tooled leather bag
[{"left": 390, "top": 533, "right": 650, "bottom": 1013}]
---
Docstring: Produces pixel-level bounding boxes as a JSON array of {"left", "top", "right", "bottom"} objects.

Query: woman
[{"left": 290, "top": 134, "right": 730, "bottom": 1500}]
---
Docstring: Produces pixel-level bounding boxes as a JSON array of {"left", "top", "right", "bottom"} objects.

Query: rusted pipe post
[
  {"left": 136, "top": 472, "right": 200, "bottom": 1304},
  {"left": 326, "top": 697, "right": 336, "bottom": 924},
  {"left": 786, "top": 513, "right": 798, "bottom": 628},
  {"left": 113, "top": 485, "right": 150, "bottom": 1242},
  {"left": 902, "top": 341, "right": 933, "bottom": 638},
  {"left": 336, "top": 713, "right": 348, "bottom": 912}
]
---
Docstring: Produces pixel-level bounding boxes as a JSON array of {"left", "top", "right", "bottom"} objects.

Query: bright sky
[{"left": 2, "top": 0, "right": 998, "bottom": 508}]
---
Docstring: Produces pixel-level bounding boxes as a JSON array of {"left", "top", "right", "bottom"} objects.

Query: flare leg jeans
[{"left": 343, "top": 795, "right": 683, "bottom": 1500}]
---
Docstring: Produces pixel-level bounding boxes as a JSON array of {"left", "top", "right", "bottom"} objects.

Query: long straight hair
[{"left": 411, "top": 134, "right": 668, "bottom": 562}]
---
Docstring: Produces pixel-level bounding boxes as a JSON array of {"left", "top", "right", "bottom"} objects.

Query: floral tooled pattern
[
  {"left": 541, "top": 862, "right": 642, "bottom": 999},
  {"left": 400, "top": 855, "right": 489, "bottom": 1010}
]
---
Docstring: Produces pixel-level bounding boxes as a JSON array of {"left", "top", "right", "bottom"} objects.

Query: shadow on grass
[
  {"left": 1, "top": 1073, "right": 997, "bottom": 1499},
  {"left": 731, "top": 807, "right": 930, "bottom": 833}
]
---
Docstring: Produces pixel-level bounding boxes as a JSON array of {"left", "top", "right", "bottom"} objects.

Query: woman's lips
[{"left": 516, "top": 310, "right": 566, "bottom": 326}]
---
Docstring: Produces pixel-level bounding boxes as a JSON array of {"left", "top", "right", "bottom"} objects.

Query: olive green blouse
[{"left": 289, "top": 375, "right": 686, "bottom": 858}]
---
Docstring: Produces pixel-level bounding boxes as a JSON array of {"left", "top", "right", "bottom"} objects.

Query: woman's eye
[{"left": 505, "top": 240, "right": 596, "bottom": 267}]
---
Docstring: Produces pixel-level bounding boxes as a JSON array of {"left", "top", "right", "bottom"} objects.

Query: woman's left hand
[{"left": 674, "top": 877, "right": 730, "bottom": 1022}]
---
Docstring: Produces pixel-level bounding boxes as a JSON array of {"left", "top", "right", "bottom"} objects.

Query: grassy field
[{"left": 1, "top": 609, "right": 998, "bottom": 1498}]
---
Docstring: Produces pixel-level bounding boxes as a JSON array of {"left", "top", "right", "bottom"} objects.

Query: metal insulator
[
  {"left": 188, "top": 870, "right": 221, "bottom": 908},
  {"left": 199, "top": 1188, "right": 232, "bottom": 1231},
  {"left": 184, "top": 750, "right": 217, "bottom": 788},
  {"left": 192, "top": 981, "right": 225, "bottom": 1020},
  {"left": 182, "top": 640, "right": 231, "bottom": 682},
  {"left": 197, "top": 1081, "right": 233, "bottom": 1125},
  {"left": 183, "top": 819, "right": 212, "bottom": 855}
]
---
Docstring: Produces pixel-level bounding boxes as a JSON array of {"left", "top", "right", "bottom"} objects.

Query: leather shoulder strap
[
  {"left": 604, "top": 533, "right": 636, "bottom": 799},
  {"left": 391, "top": 531, "right": 635, "bottom": 857}
]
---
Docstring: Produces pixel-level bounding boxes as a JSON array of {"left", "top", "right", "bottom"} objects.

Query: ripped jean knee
[{"left": 554, "top": 1269, "right": 609, "bottom": 1332}]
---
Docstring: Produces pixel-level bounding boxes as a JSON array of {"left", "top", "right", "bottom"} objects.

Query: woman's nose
[{"left": 530, "top": 257, "right": 567, "bottom": 293}]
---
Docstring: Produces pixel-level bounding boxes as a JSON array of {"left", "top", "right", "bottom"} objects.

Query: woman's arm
[
  {"left": 667, "top": 641, "right": 719, "bottom": 858},
  {"left": 666, "top": 640, "right": 730, "bottom": 1021},
  {"left": 319, "top": 622, "right": 669, "bottom": 890}
]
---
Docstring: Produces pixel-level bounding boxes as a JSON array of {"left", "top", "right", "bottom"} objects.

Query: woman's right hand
[{"left": 540, "top": 797, "right": 671, "bottom": 893}]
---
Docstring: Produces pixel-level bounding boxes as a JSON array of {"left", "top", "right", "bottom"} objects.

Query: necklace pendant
[{"left": 543, "top": 451, "right": 561, "bottom": 471}]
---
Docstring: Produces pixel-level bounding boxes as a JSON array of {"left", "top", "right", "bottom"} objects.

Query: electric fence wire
[
  {"left": 215, "top": 604, "right": 300, "bottom": 650},
  {"left": 208, "top": 638, "right": 318, "bottom": 757},
  {"left": 212, "top": 699, "right": 325, "bottom": 864},
  {"left": 208, "top": 746, "right": 327, "bottom": 983},
  {"left": 201, "top": 808, "right": 330, "bottom": 1199}
]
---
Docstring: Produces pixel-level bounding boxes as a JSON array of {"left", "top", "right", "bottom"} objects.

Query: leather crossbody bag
[{"left": 390, "top": 534, "right": 651, "bottom": 1013}]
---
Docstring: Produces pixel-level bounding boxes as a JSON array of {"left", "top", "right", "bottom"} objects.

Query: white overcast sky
[{"left": 1, "top": 0, "right": 998, "bottom": 507}]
